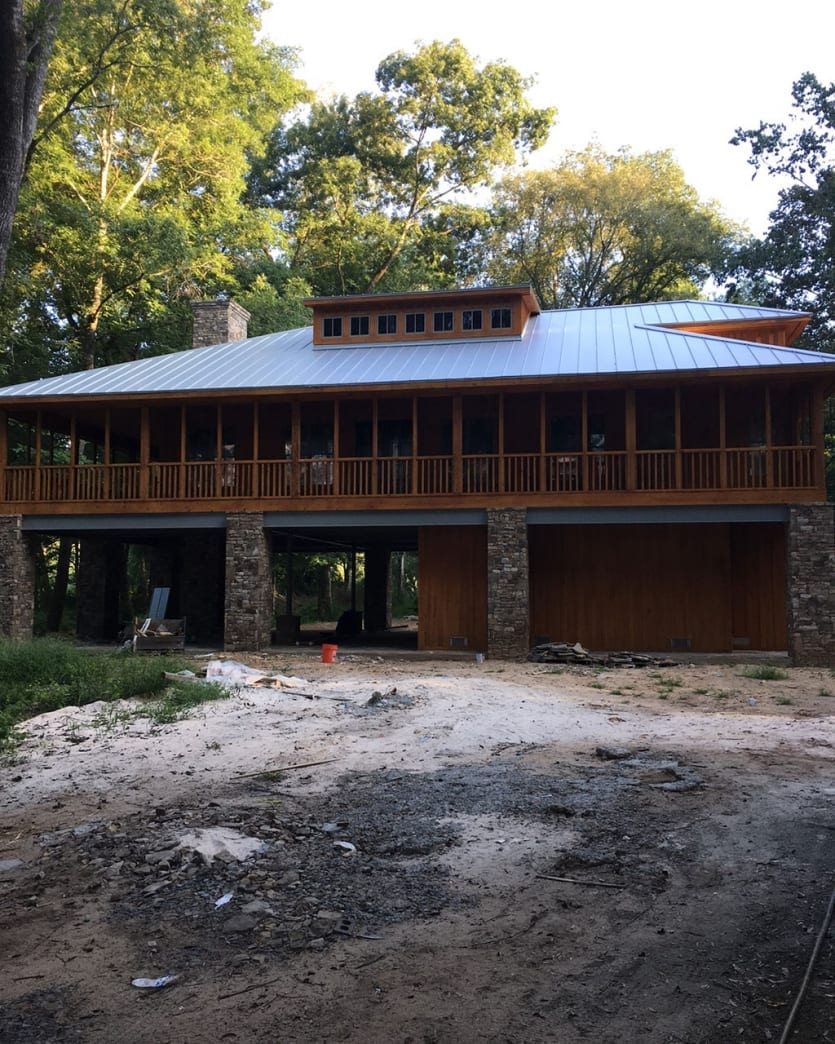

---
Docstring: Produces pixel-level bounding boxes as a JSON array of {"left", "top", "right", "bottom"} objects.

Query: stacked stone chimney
[{"left": 191, "top": 300, "right": 250, "bottom": 348}]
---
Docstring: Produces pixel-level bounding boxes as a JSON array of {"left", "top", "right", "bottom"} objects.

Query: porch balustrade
[{"left": 1, "top": 445, "right": 818, "bottom": 506}]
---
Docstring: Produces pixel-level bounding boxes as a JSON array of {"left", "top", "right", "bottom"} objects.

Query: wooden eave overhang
[{"left": 662, "top": 314, "right": 811, "bottom": 347}]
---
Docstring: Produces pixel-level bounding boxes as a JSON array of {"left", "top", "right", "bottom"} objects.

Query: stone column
[
  {"left": 486, "top": 507, "right": 529, "bottom": 659},
  {"left": 787, "top": 503, "right": 835, "bottom": 665},
  {"left": 0, "top": 516, "right": 35, "bottom": 639},
  {"left": 224, "top": 513, "right": 272, "bottom": 651},
  {"left": 76, "top": 538, "right": 123, "bottom": 640},
  {"left": 364, "top": 545, "right": 392, "bottom": 633}
]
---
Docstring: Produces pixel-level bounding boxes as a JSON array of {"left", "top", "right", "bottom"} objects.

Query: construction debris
[{"left": 528, "top": 642, "right": 678, "bottom": 668}]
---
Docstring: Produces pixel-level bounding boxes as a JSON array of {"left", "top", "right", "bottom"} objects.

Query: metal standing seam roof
[{"left": 0, "top": 300, "right": 830, "bottom": 401}]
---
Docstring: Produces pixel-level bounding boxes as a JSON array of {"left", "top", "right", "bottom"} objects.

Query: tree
[
  {"left": 0, "top": 0, "right": 64, "bottom": 289},
  {"left": 3, "top": 0, "right": 306, "bottom": 375},
  {"left": 729, "top": 72, "right": 835, "bottom": 352},
  {"left": 249, "top": 40, "right": 555, "bottom": 296},
  {"left": 481, "top": 147, "right": 738, "bottom": 309}
]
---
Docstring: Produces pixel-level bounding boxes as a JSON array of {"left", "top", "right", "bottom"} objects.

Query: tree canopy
[
  {"left": 2, "top": 0, "right": 306, "bottom": 378},
  {"left": 481, "top": 147, "right": 738, "bottom": 309},
  {"left": 248, "top": 39, "right": 555, "bottom": 296},
  {"left": 728, "top": 72, "right": 835, "bottom": 352}
]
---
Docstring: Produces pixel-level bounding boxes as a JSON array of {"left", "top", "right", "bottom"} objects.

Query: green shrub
[{"left": 740, "top": 665, "right": 789, "bottom": 681}]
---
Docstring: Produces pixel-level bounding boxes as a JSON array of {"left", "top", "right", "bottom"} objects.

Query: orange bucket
[{"left": 321, "top": 643, "right": 338, "bottom": 664}]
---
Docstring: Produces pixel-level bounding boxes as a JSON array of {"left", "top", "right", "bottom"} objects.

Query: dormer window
[
  {"left": 433, "top": 311, "right": 454, "bottom": 333},
  {"left": 323, "top": 316, "right": 342, "bottom": 338},
  {"left": 350, "top": 316, "right": 370, "bottom": 336},
  {"left": 406, "top": 313, "right": 425, "bottom": 334},
  {"left": 378, "top": 314, "right": 397, "bottom": 335},
  {"left": 491, "top": 308, "right": 512, "bottom": 330},
  {"left": 462, "top": 309, "right": 482, "bottom": 331}
]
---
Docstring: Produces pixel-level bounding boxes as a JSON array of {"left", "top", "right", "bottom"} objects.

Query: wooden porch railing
[{"left": 2, "top": 446, "right": 818, "bottom": 504}]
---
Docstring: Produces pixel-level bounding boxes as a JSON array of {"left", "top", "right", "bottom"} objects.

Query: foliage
[
  {"left": 739, "top": 664, "right": 789, "bottom": 681},
  {"left": 1, "top": 0, "right": 307, "bottom": 378},
  {"left": 248, "top": 39, "right": 554, "bottom": 296},
  {"left": 0, "top": 0, "right": 63, "bottom": 288},
  {"left": 141, "top": 679, "right": 229, "bottom": 725},
  {"left": 728, "top": 72, "right": 835, "bottom": 352},
  {"left": 482, "top": 146, "right": 739, "bottom": 308},
  {"left": 0, "top": 639, "right": 203, "bottom": 750}
]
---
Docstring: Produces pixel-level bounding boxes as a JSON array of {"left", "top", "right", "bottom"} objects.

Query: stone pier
[
  {"left": 0, "top": 516, "right": 35, "bottom": 639},
  {"left": 224, "top": 513, "right": 272, "bottom": 651},
  {"left": 486, "top": 507, "right": 529, "bottom": 659},
  {"left": 787, "top": 503, "right": 835, "bottom": 666}
]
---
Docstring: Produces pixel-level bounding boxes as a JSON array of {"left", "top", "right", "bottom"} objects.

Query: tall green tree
[
  {"left": 728, "top": 72, "right": 835, "bottom": 352},
  {"left": 249, "top": 40, "right": 555, "bottom": 296},
  {"left": 0, "top": 0, "right": 64, "bottom": 289},
  {"left": 482, "top": 147, "right": 738, "bottom": 309},
  {"left": 3, "top": 0, "right": 306, "bottom": 376}
]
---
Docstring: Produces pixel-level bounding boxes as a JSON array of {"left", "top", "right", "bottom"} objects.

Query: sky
[{"left": 262, "top": 0, "right": 834, "bottom": 237}]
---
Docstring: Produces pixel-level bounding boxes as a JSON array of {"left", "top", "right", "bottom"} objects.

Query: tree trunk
[
  {"left": 46, "top": 535, "right": 73, "bottom": 632},
  {"left": 0, "top": 0, "right": 63, "bottom": 288}
]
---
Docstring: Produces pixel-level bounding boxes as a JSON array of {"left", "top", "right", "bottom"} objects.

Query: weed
[
  {"left": 589, "top": 681, "right": 605, "bottom": 690},
  {"left": 658, "top": 692, "right": 668, "bottom": 700},
  {"left": 740, "top": 665, "right": 789, "bottom": 681},
  {"left": 141, "top": 681, "right": 228, "bottom": 725},
  {"left": 775, "top": 696, "right": 793, "bottom": 706},
  {"left": 693, "top": 688, "right": 710, "bottom": 695},
  {"left": 817, "top": 688, "right": 834, "bottom": 698},
  {"left": 712, "top": 690, "right": 733, "bottom": 700}
]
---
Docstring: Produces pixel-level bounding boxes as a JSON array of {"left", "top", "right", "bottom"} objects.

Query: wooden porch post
[
  {"left": 371, "top": 398, "right": 378, "bottom": 495},
  {"left": 718, "top": 387, "right": 727, "bottom": 489},
  {"left": 625, "top": 389, "right": 636, "bottom": 491},
  {"left": 332, "top": 400, "right": 340, "bottom": 496},
  {"left": 179, "top": 405, "right": 187, "bottom": 499},
  {"left": 291, "top": 401, "right": 300, "bottom": 497},
  {"left": 580, "top": 391, "right": 589, "bottom": 491},
  {"left": 764, "top": 386, "right": 774, "bottom": 487},
  {"left": 35, "top": 410, "right": 42, "bottom": 501},
  {"left": 104, "top": 408, "right": 111, "bottom": 499},
  {"left": 538, "top": 392, "right": 546, "bottom": 493},
  {"left": 411, "top": 396, "right": 418, "bottom": 495},
  {"left": 812, "top": 385, "right": 826, "bottom": 493},
  {"left": 453, "top": 395, "right": 463, "bottom": 494},
  {"left": 497, "top": 392, "right": 505, "bottom": 493},
  {"left": 252, "top": 401, "right": 260, "bottom": 499},
  {"left": 69, "top": 413, "right": 77, "bottom": 501},
  {"left": 139, "top": 408, "right": 149, "bottom": 499},
  {"left": 674, "top": 387, "right": 683, "bottom": 490}
]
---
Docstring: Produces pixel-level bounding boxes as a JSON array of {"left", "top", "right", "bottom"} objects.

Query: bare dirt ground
[{"left": 1, "top": 652, "right": 833, "bottom": 1043}]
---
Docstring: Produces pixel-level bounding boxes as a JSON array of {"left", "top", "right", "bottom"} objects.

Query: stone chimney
[{"left": 191, "top": 300, "right": 250, "bottom": 348}]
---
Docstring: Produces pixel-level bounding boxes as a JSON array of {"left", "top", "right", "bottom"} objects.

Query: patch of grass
[
  {"left": 658, "top": 692, "right": 668, "bottom": 700},
  {"left": 818, "top": 688, "right": 834, "bottom": 698},
  {"left": 589, "top": 681, "right": 606, "bottom": 690},
  {"left": 775, "top": 695, "right": 794, "bottom": 706},
  {"left": 0, "top": 639, "right": 217, "bottom": 752},
  {"left": 740, "top": 665, "right": 789, "bottom": 681},
  {"left": 712, "top": 690, "right": 733, "bottom": 701},
  {"left": 140, "top": 681, "right": 229, "bottom": 725}
]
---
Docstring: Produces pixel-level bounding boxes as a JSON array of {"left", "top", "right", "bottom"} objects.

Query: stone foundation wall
[
  {"left": 225, "top": 513, "right": 272, "bottom": 651},
  {"left": 787, "top": 504, "right": 835, "bottom": 666},
  {"left": 0, "top": 516, "right": 35, "bottom": 639},
  {"left": 486, "top": 507, "right": 529, "bottom": 659}
]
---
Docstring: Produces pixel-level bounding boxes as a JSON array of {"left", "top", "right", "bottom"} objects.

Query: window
[
  {"left": 322, "top": 316, "right": 342, "bottom": 338},
  {"left": 405, "top": 312, "right": 425, "bottom": 334},
  {"left": 491, "top": 307, "right": 512, "bottom": 330},
  {"left": 462, "top": 309, "right": 482, "bottom": 331},
  {"left": 377, "top": 313, "right": 397, "bottom": 335},
  {"left": 433, "top": 311, "right": 454, "bottom": 333},
  {"left": 350, "top": 315, "right": 369, "bottom": 336}
]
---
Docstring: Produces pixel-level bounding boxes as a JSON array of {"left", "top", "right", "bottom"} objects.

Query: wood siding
[
  {"left": 529, "top": 522, "right": 787, "bottom": 652},
  {"left": 418, "top": 527, "right": 487, "bottom": 652}
]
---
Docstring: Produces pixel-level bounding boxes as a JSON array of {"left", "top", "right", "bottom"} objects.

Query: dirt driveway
[{"left": 1, "top": 655, "right": 833, "bottom": 1043}]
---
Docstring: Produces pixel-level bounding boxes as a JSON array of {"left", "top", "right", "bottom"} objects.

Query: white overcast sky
[{"left": 262, "top": 0, "right": 835, "bottom": 237}]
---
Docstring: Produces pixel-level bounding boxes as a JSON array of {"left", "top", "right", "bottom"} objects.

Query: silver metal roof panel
[{"left": 0, "top": 300, "right": 827, "bottom": 401}]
